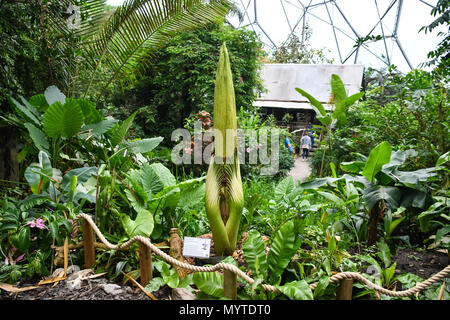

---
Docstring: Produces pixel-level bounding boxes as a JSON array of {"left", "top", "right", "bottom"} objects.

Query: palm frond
[
  {"left": 39, "top": 0, "right": 110, "bottom": 92},
  {"left": 81, "top": 0, "right": 231, "bottom": 99}
]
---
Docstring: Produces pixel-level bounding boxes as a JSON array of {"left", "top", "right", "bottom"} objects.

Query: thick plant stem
[
  {"left": 367, "top": 201, "right": 380, "bottom": 246},
  {"left": 223, "top": 270, "right": 237, "bottom": 300}
]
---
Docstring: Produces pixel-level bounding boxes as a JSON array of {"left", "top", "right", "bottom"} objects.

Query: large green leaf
[
  {"left": 61, "top": 166, "right": 98, "bottom": 191},
  {"left": 109, "top": 111, "right": 137, "bottom": 147},
  {"left": 299, "top": 177, "right": 341, "bottom": 189},
  {"left": 340, "top": 160, "right": 365, "bottom": 174},
  {"left": 295, "top": 88, "right": 332, "bottom": 126},
  {"left": 400, "top": 188, "right": 429, "bottom": 209},
  {"left": 43, "top": 100, "right": 85, "bottom": 138},
  {"left": 192, "top": 272, "right": 224, "bottom": 298},
  {"left": 141, "top": 164, "right": 164, "bottom": 196},
  {"left": 149, "top": 163, "right": 177, "bottom": 188},
  {"left": 178, "top": 181, "right": 205, "bottom": 210},
  {"left": 340, "top": 92, "right": 365, "bottom": 110},
  {"left": 391, "top": 167, "right": 439, "bottom": 185},
  {"left": 382, "top": 149, "right": 418, "bottom": 173},
  {"left": 124, "top": 137, "right": 163, "bottom": 154},
  {"left": 80, "top": 118, "right": 118, "bottom": 138},
  {"left": 276, "top": 280, "right": 313, "bottom": 300},
  {"left": 362, "top": 141, "right": 392, "bottom": 183},
  {"left": 242, "top": 229, "right": 268, "bottom": 279},
  {"left": 330, "top": 74, "right": 347, "bottom": 102},
  {"left": 333, "top": 92, "right": 365, "bottom": 126},
  {"left": 362, "top": 185, "right": 402, "bottom": 210},
  {"left": 267, "top": 220, "right": 302, "bottom": 283},
  {"left": 8, "top": 96, "right": 41, "bottom": 127},
  {"left": 274, "top": 176, "right": 295, "bottom": 199},
  {"left": 44, "top": 85, "right": 66, "bottom": 106},
  {"left": 316, "top": 191, "right": 345, "bottom": 207},
  {"left": 436, "top": 151, "right": 450, "bottom": 166},
  {"left": 28, "top": 94, "right": 49, "bottom": 112},
  {"left": 295, "top": 87, "right": 327, "bottom": 116},
  {"left": 24, "top": 123, "right": 49, "bottom": 153},
  {"left": 121, "top": 208, "right": 154, "bottom": 238}
]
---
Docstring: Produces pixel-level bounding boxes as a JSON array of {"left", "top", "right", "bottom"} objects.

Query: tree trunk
[
  {"left": 367, "top": 201, "right": 380, "bottom": 246},
  {"left": 0, "top": 126, "right": 19, "bottom": 182}
]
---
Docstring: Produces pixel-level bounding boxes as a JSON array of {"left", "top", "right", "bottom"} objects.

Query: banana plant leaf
[{"left": 362, "top": 185, "right": 402, "bottom": 210}]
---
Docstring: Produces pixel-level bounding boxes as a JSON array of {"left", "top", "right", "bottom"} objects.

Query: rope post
[
  {"left": 139, "top": 241, "right": 152, "bottom": 286},
  {"left": 81, "top": 218, "right": 95, "bottom": 269},
  {"left": 223, "top": 270, "right": 237, "bottom": 300},
  {"left": 336, "top": 279, "right": 353, "bottom": 300}
]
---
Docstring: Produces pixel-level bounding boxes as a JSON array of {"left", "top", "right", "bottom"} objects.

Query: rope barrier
[{"left": 76, "top": 213, "right": 449, "bottom": 298}]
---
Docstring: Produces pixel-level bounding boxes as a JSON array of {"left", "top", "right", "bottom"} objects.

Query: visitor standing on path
[
  {"left": 284, "top": 136, "right": 293, "bottom": 155},
  {"left": 300, "top": 134, "right": 312, "bottom": 160}
]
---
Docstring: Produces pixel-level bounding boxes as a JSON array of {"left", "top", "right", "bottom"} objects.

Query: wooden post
[
  {"left": 81, "top": 219, "right": 95, "bottom": 269},
  {"left": 223, "top": 270, "right": 237, "bottom": 300},
  {"left": 336, "top": 279, "right": 353, "bottom": 300},
  {"left": 139, "top": 242, "right": 152, "bottom": 286}
]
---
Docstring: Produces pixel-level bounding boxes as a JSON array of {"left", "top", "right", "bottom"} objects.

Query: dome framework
[{"left": 228, "top": 0, "right": 439, "bottom": 71}]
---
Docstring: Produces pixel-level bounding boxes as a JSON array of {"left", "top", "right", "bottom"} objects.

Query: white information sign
[{"left": 182, "top": 237, "right": 211, "bottom": 259}]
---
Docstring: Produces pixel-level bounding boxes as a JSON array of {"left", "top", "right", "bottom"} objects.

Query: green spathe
[
  {"left": 213, "top": 42, "right": 238, "bottom": 161},
  {"left": 205, "top": 42, "right": 244, "bottom": 257}
]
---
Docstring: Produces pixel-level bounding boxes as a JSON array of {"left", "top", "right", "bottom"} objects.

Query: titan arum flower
[{"left": 205, "top": 43, "right": 244, "bottom": 258}]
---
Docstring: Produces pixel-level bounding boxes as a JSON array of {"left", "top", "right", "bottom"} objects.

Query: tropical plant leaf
[
  {"left": 276, "top": 280, "right": 313, "bottom": 300},
  {"left": 400, "top": 188, "right": 429, "bottom": 209},
  {"left": 382, "top": 149, "right": 418, "bottom": 173},
  {"left": 28, "top": 94, "right": 49, "bottom": 112},
  {"left": 124, "top": 137, "right": 164, "bottom": 154},
  {"left": 44, "top": 85, "right": 66, "bottom": 106},
  {"left": 148, "top": 163, "right": 177, "bottom": 188},
  {"left": 24, "top": 123, "right": 50, "bottom": 153},
  {"left": 109, "top": 111, "right": 137, "bottom": 147},
  {"left": 38, "top": 151, "right": 53, "bottom": 178},
  {"left": 362, "top": 185, "right": 401, "bottom": 210},
  {"left": 295, "top": 87, "right": 327, "bottom": 116},
  {"left": 178, "top": 181, "right": 205, "bottom": 210},
  {"left": 316, "top": 190, "right": 345, "bottom": 207},
  {"left": 82, "top": 0, "right": 231, "bottom": 98},
  {"left": 43, "top": 100, "right": 85, "bottom": 138},
  {"left": 330, "top": 74, "right": 347, "bottom": 106},
  {"left": 274, "top": 176, "right": 295, "bottom": 199},
  {"left": 192, "top": 271, "right": 224, "bottom": 298},
  {"left": 340, "top": 92, "right": 365, "bottom": 110},
  {"left": 299, "top": 177, "right": 341, "bottom": 189},
  {"left": 18, "top": 194, "right": 52, "bottom": 211},
  {"left": 391, "top": 167, "right": 439, "bottom": 185},
  {"left": 313, "top": 276, "right": 330, "bottom": 298},
  {"left": 8, "top": 96, "right": 41, "bottom": 127},
  {"left": 61, "top": 166, "right": 98, "bottom": 191},
  {"left": 436, "top": 151, "right": 450, "bottom": 166},
  {"left": 362, "top": 141, "right": 392, "bottom": 183},
  {"left": 242, "top": 229, "right": 268, "bottom": 279},
  {"left": 80, "top": 118, "right": 118, "bottom": 138},
  {"left": 140, "top": 164, "right": 164, "bottom": 196},
  {"left": 267, "top": 220, "right": 302, "bottom": 283},
  {"left": 340, "top": 160, "right": 365, "bottom": 174},
  {"left": 121, "top": 207, "right": 154, "bottom": 238}
]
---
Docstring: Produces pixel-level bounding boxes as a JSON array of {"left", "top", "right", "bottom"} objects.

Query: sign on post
[{"left": 182, "top": 237, "right": 211, "bottom": 259}]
